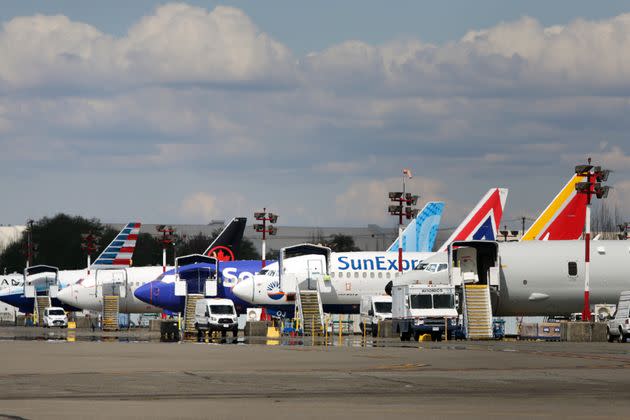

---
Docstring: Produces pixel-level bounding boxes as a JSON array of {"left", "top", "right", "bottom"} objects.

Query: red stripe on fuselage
[{"left": 454, "top": 189, "right": 503, "bottom": 241}]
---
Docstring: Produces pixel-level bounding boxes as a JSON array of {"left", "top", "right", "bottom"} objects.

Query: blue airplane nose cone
[{"left": 134, "top": 282, "right": 153, "bottom": 304}]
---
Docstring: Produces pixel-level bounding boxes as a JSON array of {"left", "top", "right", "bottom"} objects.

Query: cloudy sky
[{"left": 1, "top": 1, "right": 630, "bottom": 230}]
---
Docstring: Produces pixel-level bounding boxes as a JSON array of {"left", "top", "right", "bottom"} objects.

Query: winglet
[
  {"left": 521, "top": 174, "right": 587, "bottom": 241},
  {"left": 91, "top": 222, "right": 141, "bottom": 268},
  {"left": 437, "top": 188, "right": 508, "bottom": 252},
  {"left": 387, "top": 201, "right": 445, "bottom": 253}
]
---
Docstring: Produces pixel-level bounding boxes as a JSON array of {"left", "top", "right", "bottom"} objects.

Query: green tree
[
  {"left": 0, "top": 214, "right": 106, "bottom": 273},
  {"left": 324, "top": 234, "right": 361, "bottom": 252},
  {"left": 237, "top": 237, "right": 259, "bottom": 260}
]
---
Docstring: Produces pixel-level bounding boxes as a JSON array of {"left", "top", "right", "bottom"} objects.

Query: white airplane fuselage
[
  {"left": 57, "top": 266, "right": 165, "bottom": 313},
  {"left": 396, "top": 240, "right": 630, "bottom": 316},
  {"left": 233, "top": 251, "right": 432, "bottom": 312}
]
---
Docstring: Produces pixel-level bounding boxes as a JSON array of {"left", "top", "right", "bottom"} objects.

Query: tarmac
[{"left": 1, "top": 327, "right": 630, "bottom": 419}]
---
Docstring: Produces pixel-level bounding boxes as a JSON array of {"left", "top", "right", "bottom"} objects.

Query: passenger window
[
  {"left": 568, "top": 262, "right": 578, "bottom": 277},
  {"left": 354, "top": 272, "right": 359, "bottom": 278},
  {"left": 362, "top": 272, "right": 367, "bottom": 278},
  {"left": 370, "top": 272, "right": 375, "bottom": 278},
  {"left": 347, "top": 272, "right": 351, "bottom": 278},
  {"left": 330, "top": 272, "right": 335, "bottom": 278},
  {"left": 386, "top": 272, "right": 390, "bottom": 279},
  {"left": 378, "top": 272, "right": 383, "bottom": 279}
]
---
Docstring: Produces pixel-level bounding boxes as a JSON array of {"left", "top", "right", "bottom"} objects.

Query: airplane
[
  {"left": 232, "top": 173, "right": 592, "bottom": 315},
  {"left": 55, "top": 217, "right": 247, "bottom": 313},
  {"left": 0, "top": 222, "right": 142, "bottom": 313},
  {"left": 230, "top": 188, "right": 509, "bottom": 314},
  {"left": 133, "top": 201, "right": 449, "bottom": 314},
  {"left": 392, "top": 239, "right": 629, "bottom": 316}
]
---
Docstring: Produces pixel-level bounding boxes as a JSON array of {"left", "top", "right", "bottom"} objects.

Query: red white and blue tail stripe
[
  {"left": 438, "top": 188, "right": 508, "bottom": 252},
  {"left": 92, "top": 222, "right": 141, "bottom": 268}
]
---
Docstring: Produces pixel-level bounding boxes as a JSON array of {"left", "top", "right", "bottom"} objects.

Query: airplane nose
[
  {"left": 56, "top": 285, "right": 74, "bottom": 306},
  {"left": 134, "top": 282, "right": 153, "bottom": 304},
  {"left": 232, "top": 278, "right": 254, "bottom": 303}
]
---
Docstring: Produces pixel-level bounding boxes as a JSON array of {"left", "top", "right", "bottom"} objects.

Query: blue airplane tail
[{"left": 387, "top": 201, "right": 444, "bottom": 253}]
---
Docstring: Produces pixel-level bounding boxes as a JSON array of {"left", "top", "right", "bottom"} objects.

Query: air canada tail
[
  {"left": 387, "top": 201, "right": 445, "bottom": 253},
  {"left": 91, "top": 222, "right": 141, "bottom": 268},
  {"left": 203, "top": 217, "right": 247, "bottom": 262},
  {"left": 437, "top": 188, "right": 509, "bottom": 252},
  {"left": 521, "top": 174, "right": 587, "bottom": 241}
]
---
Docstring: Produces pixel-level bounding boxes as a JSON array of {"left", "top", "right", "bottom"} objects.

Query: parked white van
[
  {"left": 607, "top": 291, "right": 630, "bottom": 343},
  {"left": 359, "top": 295, "right": 392, "bottom": 337},
  {"left": 43, "top": 307, "right": 68, "bottom": 328},
  {"left": 194, "top": 298, "right": 238, "bottom": 337}
]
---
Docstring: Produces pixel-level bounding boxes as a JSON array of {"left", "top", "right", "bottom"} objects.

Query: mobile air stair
[
  {"left": 463, "top": 284, "right": 493, "bottom": 339},
  {"left": 296, "top": 288, "right": 324, "bottom": 336},
  {"left": 173, "top": 254, "right": 220, "bottom": 338},
  {"left": 23, "top": 265, "right": 59, "bottom": 326}
]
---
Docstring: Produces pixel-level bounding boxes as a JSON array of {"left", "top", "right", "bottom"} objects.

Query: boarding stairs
[
  {"left": 183, "top": 293, "right": 204, "bottom": 335},
  {"left": 102, "top": 295, "right": 120, "bottom": 331},
  {"left": 296, "top": 289, "right": 324, "bottom": 336},
  {"left": 463, "top": 284, "right": 493, "bottom": 339},
  {"left": 35, "top": 296, "right": 51, "bottom": 326}
]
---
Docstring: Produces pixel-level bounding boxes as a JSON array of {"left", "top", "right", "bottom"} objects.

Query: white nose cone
[
  {"left": 56, "top": 285, "right": 74, "bottom": 306},
  {"left": 232, "top": 278, "right": 254, "bottom": 303}
]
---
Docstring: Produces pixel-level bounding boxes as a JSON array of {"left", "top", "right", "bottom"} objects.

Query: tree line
[{"left": 0, "top": 214, "right": 361, "bottom": 274}]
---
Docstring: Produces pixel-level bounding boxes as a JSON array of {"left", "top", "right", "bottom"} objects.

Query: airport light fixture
[
  {"left": 388, "top": 169, "right": 418, "bottom": 272},
  {"left": 575, "top": 158, "right": 611, "bottom": 322},
  {"left": 254, "top": 209, "right": 278, "bottom": 268},
  {"left": 24, "top": 219, "right": 36, "bottom": 268},
  {"left": 157, "top": 225, "right": 175, "bottom": 273},
  {"left": 81, "top": 232, "right": 100, "bottom": 275}
]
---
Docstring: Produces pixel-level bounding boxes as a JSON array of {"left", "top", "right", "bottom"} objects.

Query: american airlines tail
[
  {"left": 437, "top": 188, "right": 509, "bottom": 252},
  {"left": 387, "top": 201, "right": 445, "bottom": 253},
  {"left": 520, "top": 174, "right": 587, "bottom": 241},
  {"left": 203, "top": 217, "right": 247, "bottom": 262},
  {"left": 91, "top": 222, "right": 141, "bottom": 268}
]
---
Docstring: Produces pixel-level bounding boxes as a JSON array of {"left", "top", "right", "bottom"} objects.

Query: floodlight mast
[
  {"left": 254, "top": 208, "right": 278, "bottom": 268},
  {"left": 575, "top": 158, "right": 610, "bottom": 322},
  {"left": 81, "top": 232, "right": 99, "bottom": 274},
  {"left": 388, "top": 169, "right": 418, "bottom": 272},
  {"left": 157, "top": 225, "right": 175, "bottom": 273}
]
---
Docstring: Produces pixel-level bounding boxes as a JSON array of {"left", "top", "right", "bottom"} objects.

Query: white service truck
[
  {"left": 194, "top": 298, "right": 238, "bottom": 337},
  {"left": 391, "top": 283, "right": 460, "bottom": 341},
  {"left": 360, "top": 295, "right": 392, "bottom": 337}
]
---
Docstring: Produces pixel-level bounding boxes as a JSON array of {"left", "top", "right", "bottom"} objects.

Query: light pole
[
  {"left": 388, "top": 169, "right": 418, "bottom": 272},
  {"left": 254, "top": 209, "right": 278, "bottom": 268},
  {"left": 81, "top": 231, "right": 99, "bottom": 274},
  {"left": 156, "top": 225, "right": 175, "bottom": 273},
  {"left": 575, "top": 158, "right": 610, "bottom": 322},
  {"left": 24, "top": 219, "right": 36, "bottom": 268}
]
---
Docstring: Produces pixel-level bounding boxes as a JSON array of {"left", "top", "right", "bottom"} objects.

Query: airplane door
[
  {"left": 458, "top": 247, "right": 479, "bottom": 284},
  {"left": 307, "top": 259, "right": 323, "bottom": 290}
]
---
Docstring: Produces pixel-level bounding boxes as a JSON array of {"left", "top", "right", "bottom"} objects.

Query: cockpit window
[
  {"left": 415, "top": 263, "right": 428, "bottom": 271},
  {"left": 438, "top": 264, "right": 448, "bottom": 272}
]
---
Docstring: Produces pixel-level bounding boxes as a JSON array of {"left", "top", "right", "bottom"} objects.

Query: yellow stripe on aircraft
[{"left": 521, "top": 174, "right": 586, "bottom": 241}]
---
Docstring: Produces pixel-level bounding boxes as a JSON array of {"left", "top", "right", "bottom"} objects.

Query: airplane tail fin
[
  {"left": 91, "top": 222, "right": 141, "bottom": 268},
  {"left": 203, "top": 217, "right": 247, "bottom": 262},
  {"left": 387, "top": 201, "right": 445, "bottom": 253},
  {"left": 521, "top": 174, "right": 587, "bottom": 241},
  {"left": 437, "top": 188, "right": 508, "bottom": 252}
]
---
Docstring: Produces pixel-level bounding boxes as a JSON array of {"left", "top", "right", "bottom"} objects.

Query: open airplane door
[
  {"left": 278, "top": 243, "right": 331, "bottom": 293},
  {"left": 174, "top": 254, "right": 218, "bottom": 297}
]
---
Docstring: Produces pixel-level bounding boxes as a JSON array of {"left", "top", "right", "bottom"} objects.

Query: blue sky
[{"left": 1, "top": 2, "right": 630, "bottom": 229}]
